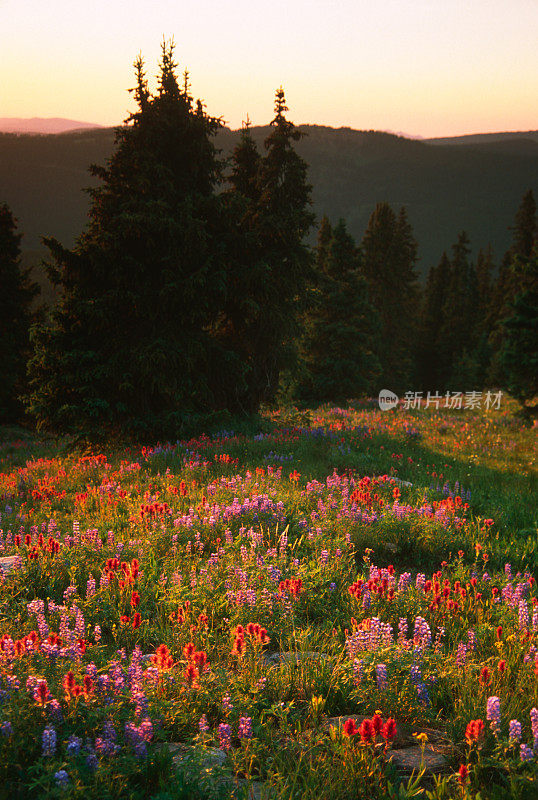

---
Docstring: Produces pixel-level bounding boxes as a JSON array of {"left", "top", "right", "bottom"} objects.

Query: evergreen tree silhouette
[
  {"left": 0, "top": 202, "right": 38, "bottom": 422},
  {"left": 27, "top": 41, "right": 229, "bottom": 436},
  {"left": 298, "top": 218, "right": 380, "bottom": 403}
]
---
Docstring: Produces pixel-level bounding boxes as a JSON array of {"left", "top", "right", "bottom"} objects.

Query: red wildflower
[
  {"left": 184, "top": 663, "right": 199, "bottom": 684},
  {"left": 183, "top": 642, "right": 195, "bottom": 661},
  {"left": 458, "top": 764, "right": 469, "bottom": 786},
  {"left": 381, "top": 718, "right": 397, "bottom": 741},
  {"left": 359, "top": 718, "right": 374, "bottom": 743},
  {"left": 193, "top": 650, "right": 207, "bottom": 668},
  {"left": 83, "top": 675, "right": 94, "bottom": 698},
  {"left": 479, "top": 667, "right": 491, "bottom": 686},
  {"left": 232, "top": 635, "right": 245, "bottom": 657},
  {"left": 14, "top": 639, "right": 25, "bottom": 657},
  {"left": 35, "top": 679, "right": 49, "bottom": 705},
  {"left": 498, "top": 659, "right": 506, "bottom": 674},
  {"left": 152, "top": 643, "right": 173, "bottom": 670},
  {"left": 132, "top": 612, "right": 141, "bottom": 629},
  {"left": 342, "top": 718, "right": 357, "bottom": 737},
  {"left": 371, "top": 713, "right": 383, "bottom": 734},
  {"left": 496, "top": 626, "right": 502, "bottom": 640},
  {"left": 130, "top": 591, "right": 140, "bottom": 608},
  {"left": 465, "top": 719, "right": 485, "bottom": 744}
]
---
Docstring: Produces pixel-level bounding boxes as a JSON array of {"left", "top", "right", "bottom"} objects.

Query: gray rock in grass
[
  {"left": 0, "top": 556, "right": 19, "bottom": 573},
  {"left": 388, "top": 745, "right": 446, "bottom": 774}
]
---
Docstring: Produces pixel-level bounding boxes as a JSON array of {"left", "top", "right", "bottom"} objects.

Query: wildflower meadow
[{"left": 0, "top": 399, "right": 537, "bottom": 799}]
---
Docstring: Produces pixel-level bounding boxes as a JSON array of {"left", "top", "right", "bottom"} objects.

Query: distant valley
[{"left": 1, "top": 122, "right": 537, "bottom": 301}]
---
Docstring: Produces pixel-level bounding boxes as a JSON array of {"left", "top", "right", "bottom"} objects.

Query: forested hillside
[{"left": 2, "top": 125, "right": 537, "bottom": 291}]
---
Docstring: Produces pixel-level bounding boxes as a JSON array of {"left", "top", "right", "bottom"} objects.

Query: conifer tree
[
  {"left": 361, "top": 202, "right": 419, "bottom": 390},
  {"left": 416, "top": 252, "right": 450, "bottom": 390},
  {"left": 0, "top": 203, "right": 38, "bottom": 422},
  {"left": 298, "top": 218, "right": 380, "bottom": 403},
  {"left": 27, "top": 41, "right": 229, "bottom": 436},
  {"left": 232, "top": 88, "right": 314, "bottom": 408},
  {"left": 488, "top": 190, "right": 537, "bottom": 385},
  {"left": 501, "top": 249, "right": 538, "bottom": 416},
  {"left": 210, "top": 120, "right": 264, "bottom": 412},
  {"left": 439, "top": 231, "right": 476, "bottom": 381}
]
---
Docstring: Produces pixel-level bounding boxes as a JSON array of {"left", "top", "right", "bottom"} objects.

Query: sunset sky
[{"left": 2, "top": 0, "right": 537, "bottom": 137}]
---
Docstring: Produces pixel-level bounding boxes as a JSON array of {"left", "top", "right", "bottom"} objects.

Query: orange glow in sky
[{"left": 2, "top": 0, "right": 537, "bottom": 137}]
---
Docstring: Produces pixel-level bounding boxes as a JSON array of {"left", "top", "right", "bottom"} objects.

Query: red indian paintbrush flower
[
  {"left": 381, "top": 718, "right": 397, "bottom": 740},
  {"left": 359, "top": 719, "right": 374, "bottom": 743},
  {"left": 465, "top": 719, "right": 485, "bottom": 744}
]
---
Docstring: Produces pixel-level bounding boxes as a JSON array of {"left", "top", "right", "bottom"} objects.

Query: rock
[
  {"left": 0, "top": 556, "right": 19, "bottom": 573},
  {"left": 388, "top": 745, "right": 446, "bottom": 774},
  {"left": 392, "top": 478, "right": 413, "bottom": 488},
  {"left": 265, "top": 651, "right": 331, "bottom": 667}
]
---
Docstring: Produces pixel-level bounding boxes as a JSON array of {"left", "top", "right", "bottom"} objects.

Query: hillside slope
[{"left": 1, "top": 125, "right": 537, "bottom": 291}]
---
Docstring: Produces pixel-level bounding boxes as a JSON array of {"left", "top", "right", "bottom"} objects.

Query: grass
[{"left": 0, "top": 397, "right": 536, "bottom": 798}]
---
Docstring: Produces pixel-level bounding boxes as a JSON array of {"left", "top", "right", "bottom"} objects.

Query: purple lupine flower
[
  {"left": 530, "top": 707, "right": 538, "bottom": 751},
  {"left": 94, "top": 625, "right": 101, "bottom": 644},
  {"left": 217, "top": 722, "right": 232, "bottom": 751},
  {"left": 63, "top": 585, "right": 76, "bottom": 604},
  {"left": 456, "top": 642, "right": 468, "bottom": 667},
  {"left": 86, "top": 575, "right": 96, "bottom": 599},
  {"left": 48, "top": 699, "right": 63, "bottom": 722},
  {"left": 42, "top": 725, "right": 56, "bottom": 756},
  {"left": 410, "top": 665, "right": 422, "bottom": 684},
  {"left": 520, "top": 744, "right": 534, "bottom": 762},
  {"left": 1, "top": 721, "right": 12, "bottom": 736},
  {"left": 509, "top": 720, "right": 522, "bottom": 742},
  {"left": 238, "top": 716, "right": 253, "bottom": 739},
  {"left": 376, "top": 663, "right": 387, "bottom": 690},
  {"left": 199, "top": 714, "right": 210, "bottom": 733},
  {"left": 86, "top": 749, "right": 98, "bottom": 771},
  {"left": 256, "top": 677, "right": 267, "bottom": 691},
  {"left": 486, "top": 696, "right": 501, "bottom": 735},
  {"left": 519, "top": 600, "right": 530, "bottom": 630},
  {"left": 54, "top": 770, "right": 70, "bottom": 789},
  {"left": 222, "top": 694, "right": 234, "bottom": 712},
  {"left": 66, "top": 734, "right": 82, "bottom": 756}
]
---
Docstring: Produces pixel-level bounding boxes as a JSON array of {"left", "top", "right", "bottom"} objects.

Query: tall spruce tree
[
  {"left": 226, "top": 88, "right": 314, "bottom": 409},
  {"left": 360, "top": 202, "right": 419, "bottom": 391},
  {"left": 0, "top": 203, "right": 37, "bottom": 422},
  {"left": 501, "top": 249, "right": 538, "bottom": 416},
  {"left": 209, "top": 120, "right": 264, "bottom": 412},
  {"left": 438, "top": 231, "right": 477, "bottom": 383},
  {"left": 27, "top": 42, "right": 230, "bottom": 436},
  {"left": 488, "top": 190, "right": 537, "bottom": 385},
  {"left": 298, "top": 218, "right": 380, "bottom": 403},
  {"left": 416, "top": 252, "right": 451, "bottom": 390}
]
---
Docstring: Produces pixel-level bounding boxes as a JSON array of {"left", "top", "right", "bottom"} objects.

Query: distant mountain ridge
[
  {"left": 425, "top": 130, "right": 538, "bottom": 146},
  {"left": 0, "top": 118, "right": 103, "bottom": 134},
  {"left": 1, "top": 123, "right": 537, "bottom": 297}
]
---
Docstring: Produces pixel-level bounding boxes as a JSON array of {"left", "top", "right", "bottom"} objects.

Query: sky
[{"left": 2, "top": 0, "right": 537, "bottom": 137}]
